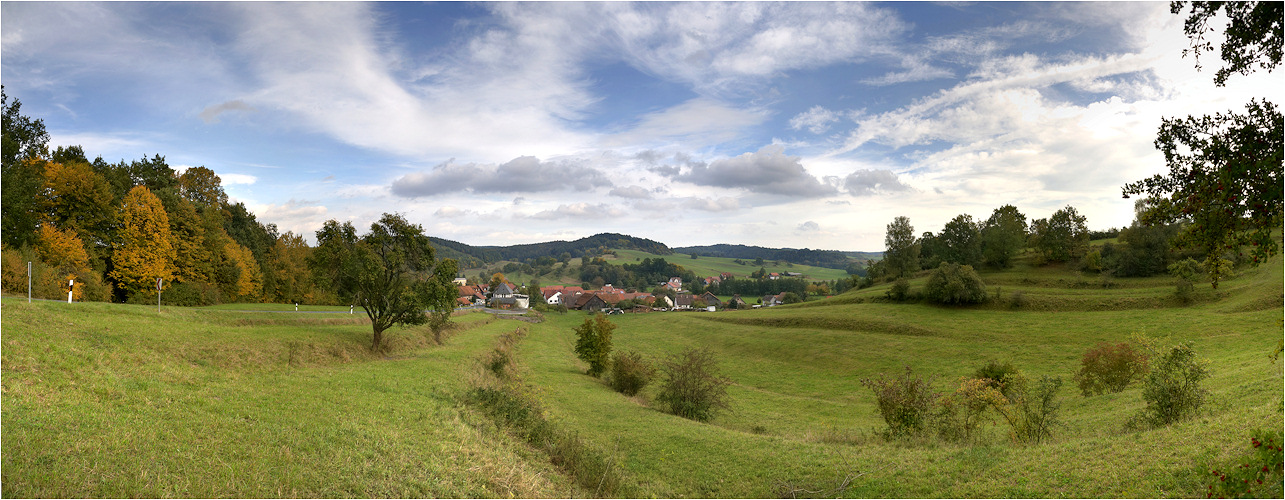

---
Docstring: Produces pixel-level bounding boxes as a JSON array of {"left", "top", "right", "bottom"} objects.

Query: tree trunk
[{"left": 371, "top": 326, "right": 384, "bottom": 352}]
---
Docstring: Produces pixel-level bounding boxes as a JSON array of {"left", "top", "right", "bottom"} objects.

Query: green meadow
[{"left": 2, "top": 249, "right": 1281, "bottom": 497}]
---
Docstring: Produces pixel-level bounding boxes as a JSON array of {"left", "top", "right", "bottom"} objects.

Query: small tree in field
[
  {"left": 656, "top": 348, "right": 731, "bottom": 422},
  {"left": 924, "top": 262, "right": 988, "bottom": 304},
  {"left": 574, "top": 313, "right": 615, "bottom": 377},
  {"left": 1075, "top": 342, "right": 1149, "bottom": 396}
]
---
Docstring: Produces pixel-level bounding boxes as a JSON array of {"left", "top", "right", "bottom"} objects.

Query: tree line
[{"left": 2, "top": 88, "right": 327, "bottom": 306}]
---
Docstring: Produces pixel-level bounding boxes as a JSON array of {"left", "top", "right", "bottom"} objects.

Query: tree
[
  {"left": 884, "top": 216, "right": 920, "bottom": 278},
  {"left": 656, "top": 347, "right": 732, "bottom": 422},
  {"left": 981, "top": 205, "right": 1027, "bottom": 269},
  {"left": 1032, "top": 206, "right": 1089, "bottom": 263},
  {"left": 110, "top": 186, "right": 176, "bottom": 298},
  {"left": 939, "top": 214, "right": 983, "bottom": 267},
  {"left": 924, "top": 262, "right": 989, "bottom": 305},
  {"left": 177, "top": 166, "right": 228, "bottom": 209},
  {"left": 39, "top": 159, "right": 117, "bottom": 254},
  {"left": 309, "top": 214, "right": 457, "bottom": 351},
  {"left": 573, "top": 313, "right": 615, "bottom": 377},
  {"left": 2, "top": 88, "right": 50, "bottom": 249},
  {"left": 1123, "top": 1, "right": 1283, "bottom": 288},
  {"left": 1172, "top": 1, "right": 1281, "bottom": 87}
]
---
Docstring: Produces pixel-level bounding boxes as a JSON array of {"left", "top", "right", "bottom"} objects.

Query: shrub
[
  {"left": 1075, "top": 341, "right": 1149, "bottom": 396},
  {"left": 1169, "top": 257, "right": 1201, "bottom": 302},
  {"left": 860, "top": 366, "right": 939, "bottom": 437},
  {"left": 1130, "top": 342, "right": 1209, "bottom": 428},
  {"left": 924, "top": 262, "right": 988, "bottom": 305},
  {"left": 655, "top": 348, "right": 731, "bottom": 422},
  {"left": 1206, "top": 429, "right": 1285, "bottom": 499},
  {"left": 886, "top": 278, "right": 910, "bottom": 301},
  {"left": 573, "top": 313, "right": 614, "bottom": 377},
  {"left": 608, "top": 350, "right": 656, "bottom": 396},
  {"left": 974, "top": 361, "right": 1026, "bottom": 400},
  {"left": 994, "top": 375, "right": 1064, "bottom": 445},
  {"left": 934, "top": 377, "right": 1006, "bottom": 443},
  {"left": 1008, "top": 290, "right": 1027, "bottom": 309}
]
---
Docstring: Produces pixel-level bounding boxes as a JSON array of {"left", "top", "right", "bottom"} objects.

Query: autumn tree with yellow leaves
[{"left": 110, "top": 186, "right": 176, "bottom": 297}]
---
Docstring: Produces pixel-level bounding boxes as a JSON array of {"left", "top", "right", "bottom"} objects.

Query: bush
[
  {"left": 934, "top": 377, "right": 1005, "bottom": 443},
  {"left": 995, "top": 375, "right": 1063, "bottom": 445},
  {"left": 1008, "top": 290, "right": 1027, "bottom": 309},
  {"left": 1075, "top": 341, "right": 1149, "bottom": 396},
  {"left": 974, "top": 361, "right": 1026, "bottom": 400},
  {"left": 860, "top": 366, "right": 939, "bottom": 437},
  {"left": 608, "top": 350, "right": 656, "bottom": 396},
  {"left": 1169, "top": 257, "right": 1201, "bottom": 302},
  {"left": 655, "top": 348, "right": 731, "bottom": 422},
  {"left": 573, "top": 313, "right": 614, "bottom": 377},
  {"left": 924, "top": 262, "right": 988, "bottom": 304},
  {"left": 886, "top": 278, "right": 910, "bottom": 301},
  {"left": 1130, "top": 343, "right": 1209, "bottom": 428}
]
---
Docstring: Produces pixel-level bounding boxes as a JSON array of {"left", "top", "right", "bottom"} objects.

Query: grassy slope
[
  {"left": 513, "top": 252, "right": 1284, "bottom": 497},
  {"left": 1, "top": 303, "right": 585, "bottom": 498}
]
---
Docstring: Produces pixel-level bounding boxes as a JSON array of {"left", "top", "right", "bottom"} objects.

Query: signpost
[
  {"left": 27, "top": 262, "right": 31, "bottom": 303},
  {"left": 67, "top": 279, "right": 74, "bottom": 303},
  {"left": 157, "top": 278, "right": 163, "bottom": 313}
]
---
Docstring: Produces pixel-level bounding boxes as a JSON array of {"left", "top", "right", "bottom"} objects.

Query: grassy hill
[{"left": 3, "top": 247, "right": 1281, "bottom": 497}]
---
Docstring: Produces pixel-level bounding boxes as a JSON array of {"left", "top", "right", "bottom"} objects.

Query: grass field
[{"left": 3, "top": 248, "right": 1281, "bottom": 497}]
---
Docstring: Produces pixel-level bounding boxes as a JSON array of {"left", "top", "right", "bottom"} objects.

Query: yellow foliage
[
  {"left": 110, "top": 186, "right": 176, "bottom": 295},
  {"left": 224, "top": 240, "right": 262, "bottom": 300},
  {"left": 35, "top": 224, "right": 89, "bottom": 270}
]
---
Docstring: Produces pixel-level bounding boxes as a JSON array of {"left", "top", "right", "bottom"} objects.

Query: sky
[{"left": 2, "top": 2, "right": 1281, "bottom": 252}]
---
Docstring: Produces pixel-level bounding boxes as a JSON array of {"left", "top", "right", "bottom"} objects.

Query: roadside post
[
  {"left": 157, "top": 278, "right": 163, "bottom": 312},
  {"left": 67, "top": 279, "right": 74, "bottom": 303},
  {"left": 27, "top": 262, "right": 31, "bottom": 303}
]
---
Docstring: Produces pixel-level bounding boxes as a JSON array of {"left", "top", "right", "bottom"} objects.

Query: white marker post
[
  {"left": 294, "top": 303, "right": 298, "bottom": 312},
  {"left": 157, "top": 277, "right": 163, "bottom": 313},
  {"left": 67, "top": 278, "right": 74, "bottom": 303},
  {"left": 27, "top": 262, "right": 31, "bottom": 303},
  {"left": 349, "top": 305, "right": 353, "bottom": 315}
]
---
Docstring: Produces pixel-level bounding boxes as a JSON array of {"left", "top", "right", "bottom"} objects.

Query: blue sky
[{"left": 3, "top": 2, "right": 1280, "bottom": 251}]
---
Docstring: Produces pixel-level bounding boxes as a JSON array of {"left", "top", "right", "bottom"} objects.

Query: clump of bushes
[
  {"left": 1169, "top": 257, "right": 1201, "bottom": 302},
  {"left": 886, "top": 278, "right": 911, "bottom": 301},
  {"left": 1128, "top": 342, "right": 1210, "bottom": 429},
  {"left": 860, "top": 366, "right": 939, "bottom": 437},
  {"left": 573, "top": 313, "right": 615, "bottom": 377},
  {"left": 655, "top": 347, "right": 731, "bottom": 422},
  {"left": 924, "top": 262, "right": 988, "bottom": 304},
  {"left": 1075, "top": 341, "right": 1149, "bottom": 396},
  {"left": 861, "top": 364, "right": 1063, "bottom": 445},
  {"left": 974, "top": 360, "right": 1025, "bottom": 400},
  {"left": 608, "top": 350, "right": 656, "bottom": 397}
]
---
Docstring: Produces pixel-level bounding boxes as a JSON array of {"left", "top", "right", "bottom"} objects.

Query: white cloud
[
  {"left": 391, "top": 156, "right": 613, "bottom": 197},
  {"left": 600, "top": 97, "right": 769, "bottom": 150},
  {"left": 788, "top": 106, "right": 841, "bottom": 134},
  {"left": 252, "top": 200, "right": 328, "bottom": 240},
  {"left": 527, "top": 203, "right": 627, "bottom": 220},
  {"left": 671, "top": 144, "right": 837, "bottom": 197},
  {"left": 220, "top": 173, "right": 258, "bottom": 185}
]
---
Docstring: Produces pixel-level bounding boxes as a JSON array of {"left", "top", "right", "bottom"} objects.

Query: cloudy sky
[{"left": 3, "top": 2, "right": 1280, "bottom": 251}]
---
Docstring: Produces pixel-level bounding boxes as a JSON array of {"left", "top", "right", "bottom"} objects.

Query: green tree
[
  {"left": 884, "top": 216, "right": 920, "bottom": 278},
  {"left": 2, "top": 88, "right": 50, "bottom": 249},
  {"left": 1122, "top": 2, "right": 1282, "bottom": 288},
  {"left": 110, "top": 186, "right": 176, "bottom": 298},
  {"left": 39, "top": 159, "right": 117, "bottom": 257},
  {"left": 924, "top": 262, "right": 989, "bottom": 305},
  {"left": 177, "top": 166, "right": 228, "bottom": 209},
  {"left": 1032, "top": 206, "right": 1089, "bottom": 263},
  {"left": 939, "top": 214, "right": 982, "bottom": 267},
  {"left": 573, "top": 313, "right": 615, "bottom": 377},
  {"left": 981, "top": 205, "right": 1027, "bottom": 268},
  {"left": 309, "top": 213, "right": 457, "bottom": 351}
]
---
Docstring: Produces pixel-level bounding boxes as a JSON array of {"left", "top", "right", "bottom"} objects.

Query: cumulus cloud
[
  {"left": 797, "top": 220, "right": 820, "bottom": 232},
  {"left": 609, "top": 185, "right": 653, "bottom": 200},
  {"left": 671, "top": 144, "right": 837, "bottom": 197},
  {"left": 391, "top": 156, "right": 613, "bottom": 197},
  {"left": 683, "top": 197, "right": 741, "bottom": 212},
  {"left": 843, "top": 169, "right": 911, "bottom": 196},
  {"left": 789, "top": 106, "right": 841, "bottom": 134},
  {"left": 220, "top": 173, "right": 258, "bottom": 185},
  {"left": 253, "top": 199, "right": 328, "bottom": 239},
  {"left": 527, "top": 203, "right": 627, "bottom": 220}
]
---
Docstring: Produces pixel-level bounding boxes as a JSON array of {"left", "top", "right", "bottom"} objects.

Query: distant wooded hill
[
  {"left": 428, "top": 233, "right": 673, "bottom": 268},
  {"left": 429, "top": 233, "right": 880, "bottom": 270},
  {"left": 673, "top": 244, "right": 879, "bottom": 270}
]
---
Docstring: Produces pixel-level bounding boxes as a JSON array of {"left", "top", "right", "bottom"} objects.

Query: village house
[
  {"left": 697, "top": 291, "right": 722, "bottom": 308},
  {"left": 761, "top": 293, "right": 784, "bottom": 307},
  {"left": 673, "top": 293, "right": 694, "bottom": 310},
  {"left": 727, "top": 294, "right": 749, "bottom": 309}
]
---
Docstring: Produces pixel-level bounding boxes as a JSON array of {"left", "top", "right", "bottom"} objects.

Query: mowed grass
[
  {"left": 512, "top": 253, "right": 1284, "bottom": 497},
  {"left": 1, "top": 302, "right": 585, "bottom": 498}
]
